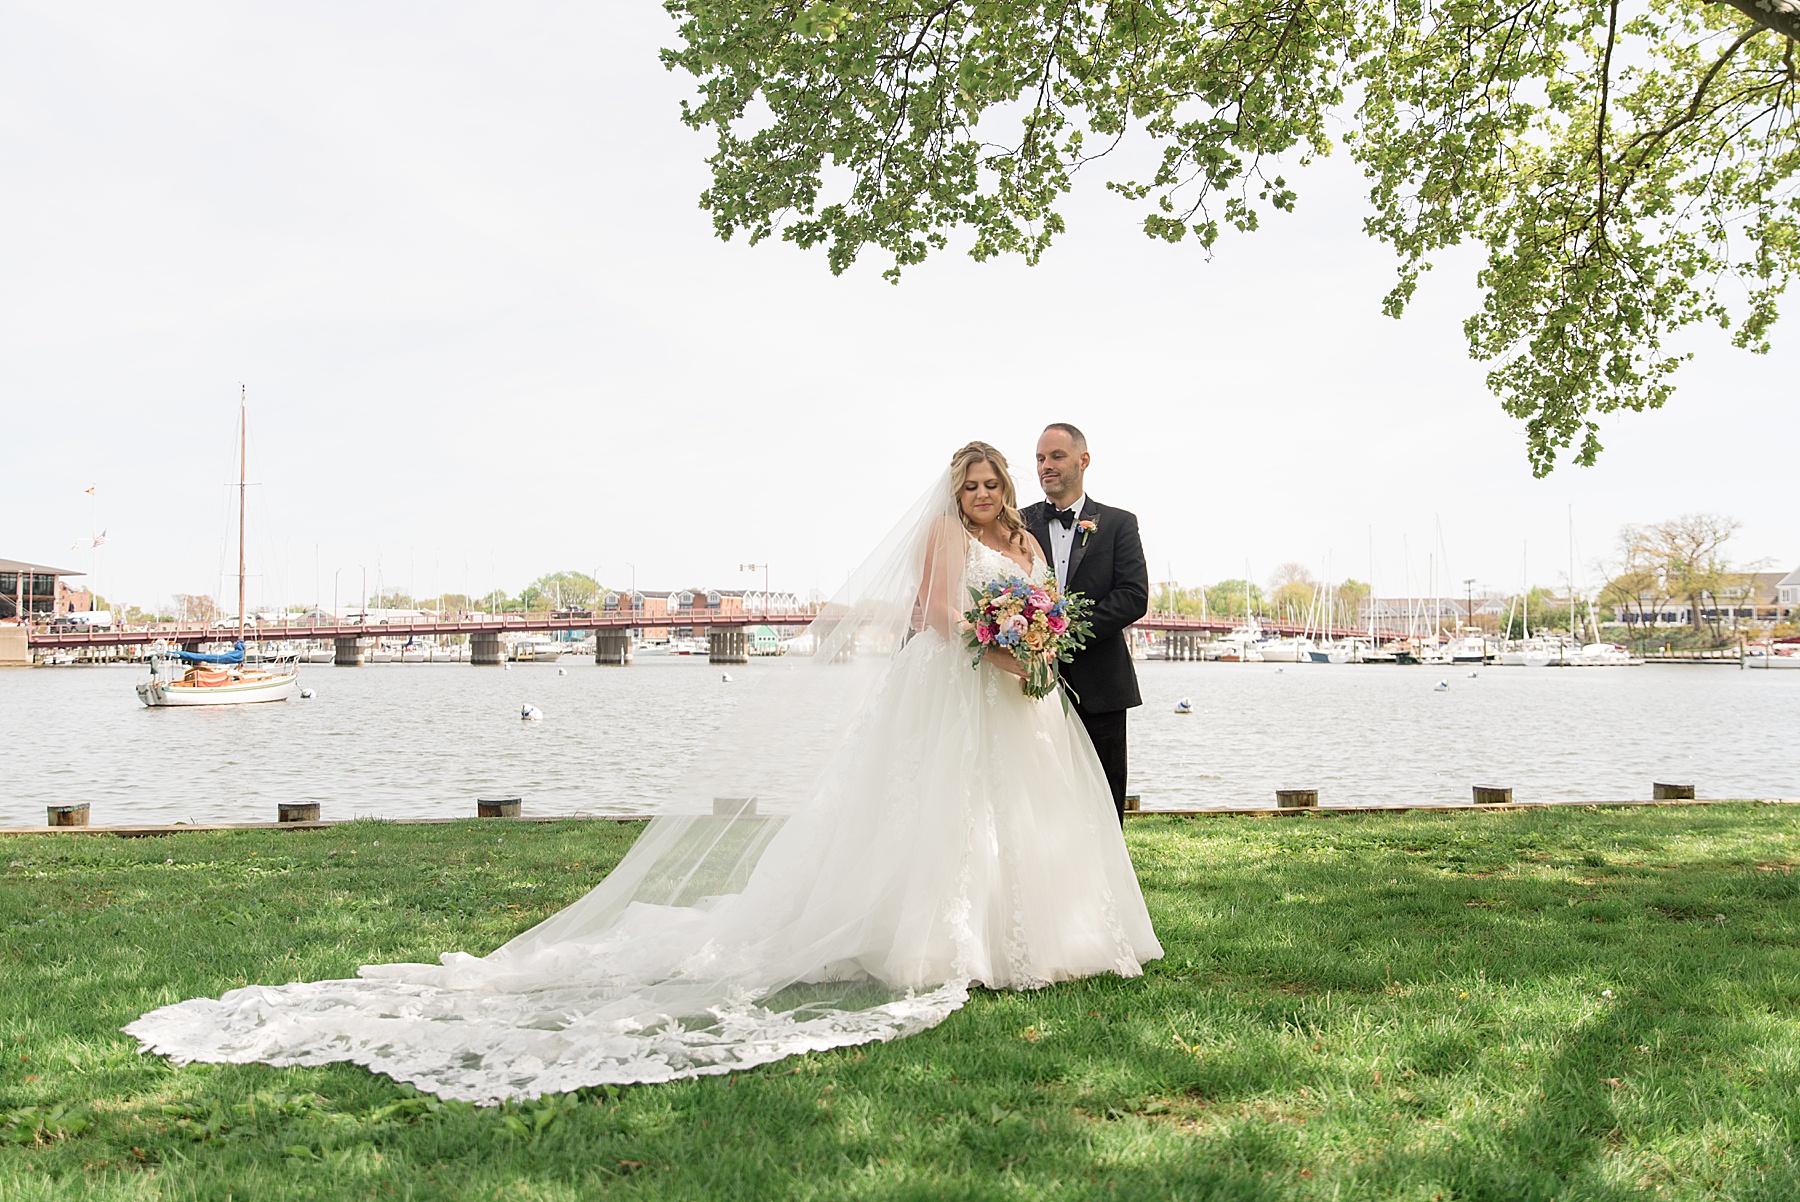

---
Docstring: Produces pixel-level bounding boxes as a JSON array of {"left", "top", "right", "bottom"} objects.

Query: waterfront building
[
  {"left": 0, "top": 557, "right": 86, "bottom": 621},
  {"left": 1779, "top": 567, "right": 1800, "bottom": 614},
  {"left": 1610, "top": 569, "right": 1797, "bottom": 628}
]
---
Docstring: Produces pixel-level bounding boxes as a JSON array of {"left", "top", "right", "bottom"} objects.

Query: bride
[{"left": 127, "top": 441, "right": 1162, "bottom": 1101}]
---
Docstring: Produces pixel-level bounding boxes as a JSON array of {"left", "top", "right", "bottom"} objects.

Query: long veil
[{"left": 126, "top": 470, "right": 995, "bottom": 1102}]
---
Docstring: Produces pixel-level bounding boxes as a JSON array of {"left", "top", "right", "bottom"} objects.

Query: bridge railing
[{"left": 28, "top": 607, "right": 1442, "bottom": 648}]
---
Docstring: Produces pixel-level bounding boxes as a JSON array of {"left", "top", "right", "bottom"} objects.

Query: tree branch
[
  {"left": 1709, "top": 0, "right": 1800, "bottom": 43},
  {"left": 1595, "top": 0, "right": 1620, "bottom": 239}
]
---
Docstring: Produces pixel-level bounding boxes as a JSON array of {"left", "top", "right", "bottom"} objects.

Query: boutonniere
[{"left": 1076, "top": 518, "right": 1098, "bottom": 546}]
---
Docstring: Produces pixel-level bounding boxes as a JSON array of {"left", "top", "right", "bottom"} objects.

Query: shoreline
[{"left": 5, "top": 794, "right": 1796, "bottom": 837}]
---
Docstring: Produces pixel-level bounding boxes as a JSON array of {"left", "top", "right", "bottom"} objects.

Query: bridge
[{"left": 24, "top": 608, "right": 1423, "bottom": 665}]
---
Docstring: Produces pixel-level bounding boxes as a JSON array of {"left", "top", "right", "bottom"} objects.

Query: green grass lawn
[{"left": 4, "top": 805, "right": 1799, "bottom": 1201}]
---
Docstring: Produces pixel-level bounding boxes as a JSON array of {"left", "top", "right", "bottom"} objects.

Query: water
[{"left": 2, "top": 658, "right": 1796, "bottom": 827}]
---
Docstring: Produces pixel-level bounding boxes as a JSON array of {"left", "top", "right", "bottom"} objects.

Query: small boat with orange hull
[{"left": 137, "top": 640, "right": 298, "bottom": 707}]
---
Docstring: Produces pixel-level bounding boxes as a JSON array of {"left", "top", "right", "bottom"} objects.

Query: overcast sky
[{"left": 4, "top": 3, "right": 1795, "bottom": 615}]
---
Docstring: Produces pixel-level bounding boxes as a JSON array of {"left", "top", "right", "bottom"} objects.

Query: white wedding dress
[{"left": 126, "top": 494, "right": 1162, "bottom": 1102}]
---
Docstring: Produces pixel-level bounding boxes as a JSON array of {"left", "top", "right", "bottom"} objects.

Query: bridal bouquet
[{"left": 963, "top": 575, "right": 1094, "bottom": 699}]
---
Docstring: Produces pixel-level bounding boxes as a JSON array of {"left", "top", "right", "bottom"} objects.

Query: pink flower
[
  {"left": 1004, "top": 614, "right": 1028, "bottom": 636},
  {"left": 1046, "top": 613, "right": 1069, "bottom": 634},
  {"left": 977, "top": 623, "right": 998, "bottom": 644},
  {"left": 1028, "top": 588, "right": 1052, "bottom": 611}
]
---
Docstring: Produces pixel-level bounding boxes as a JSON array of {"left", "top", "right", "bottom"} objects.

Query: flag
[
  {"left": 91, "top": 530, "right": 107, "bottom": 548},
  {"left": 84, "top": 484, "right": 96, "bottom": 495}
]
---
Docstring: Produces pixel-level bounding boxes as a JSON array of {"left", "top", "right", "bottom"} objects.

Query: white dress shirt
[{"left": 1045, "top": 495, "right": 1086, "bottom": 585}]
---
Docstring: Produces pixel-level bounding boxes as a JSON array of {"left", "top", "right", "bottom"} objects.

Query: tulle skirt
[{"left": 125, "top": 631, "right": 1162, "bottom": 1101}]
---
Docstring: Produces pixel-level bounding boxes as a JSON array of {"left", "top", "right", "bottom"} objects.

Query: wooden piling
[
  {"left": 1123, "top": 794, "right": 1141, "bottom": 813},
  {"left": 477, "top": 797, "right": 522, "bottom": 818},
  {"left": 46, "top": 803, "right": 89, "bottom": 827},
  {"left": 1472, "top": 786, "right": 1513, "bottom": 805},
  {"left": 1653, "top": 782, "right": 1696, "bottom": 801},
  {"left": 278, "top": 802, "right": 321, "bottom": 823},
  {"left": 1275, "top": 789, "right": 1319, "bottom": 810}
]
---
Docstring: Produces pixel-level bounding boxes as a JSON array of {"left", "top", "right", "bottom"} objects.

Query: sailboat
[{"left": 137, "top": 391, "right": 300, "bottom": 707}]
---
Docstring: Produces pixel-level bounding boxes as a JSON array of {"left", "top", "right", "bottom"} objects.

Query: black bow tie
[{"left": 1050, "top": 507, "right": 1077, "bottom": 528}]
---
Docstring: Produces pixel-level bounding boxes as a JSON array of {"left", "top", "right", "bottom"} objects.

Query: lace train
[{"left": 126, "top": 529, "right": 1161, "bottom": 1101}]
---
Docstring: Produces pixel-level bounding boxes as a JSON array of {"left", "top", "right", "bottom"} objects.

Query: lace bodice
[{"left": 964, "top": 537, "right": 1047, "bottom": 591}]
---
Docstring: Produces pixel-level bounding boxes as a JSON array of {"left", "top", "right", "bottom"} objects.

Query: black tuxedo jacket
[{"left": 1022, "top": 497, "right": 1148, "bottom": 713}]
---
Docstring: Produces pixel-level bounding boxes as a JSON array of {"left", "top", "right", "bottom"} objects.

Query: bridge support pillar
[
  {"left": 334, "top": 637, "right": 363, "bottom": 666},
  {"left": 470, "top": 631, "right": 503, "bottom": 666},
  {"left": 0, "top": 625, "right": 27, "bottom": 666},
  {"left": 709, "top": 629, "right": 747, "bottom": 665},
  {"left": 595, "top": 630, "right": 632, "bottom": 665}
]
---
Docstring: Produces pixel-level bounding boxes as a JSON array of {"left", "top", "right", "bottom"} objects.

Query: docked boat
[
  {"left": 669, "top": 636, "right": 709, "bottom": 656},
  {"left": 1498, "top": 637, "right": 1559, "bottom": 667},
  {"left": 1444, "top": 628, "right": 1491, "bottom": 664},
  {"left": 397, "top": 641, "right": 429, "bottom": 664},
  {"left": 1320, "top": 637, "right": 1368, "bottom": 664},
  {"left": 1381, "top": 640, "right": 1421, "bottom": 665},
  {"left": 1256, "top": 636, "right": 1318, "bottom": 663},
  {"left": 1204, "top": 623, "right": 1265, "bottom": 662},
  {"left": 1746, "top": 645, "right": 1800, "bottom": 669},
  {"left": 1568, "top": 642, "right": 1639, "bottom": 666}
]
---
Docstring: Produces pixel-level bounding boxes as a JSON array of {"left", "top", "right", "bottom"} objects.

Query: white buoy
[
  {"left": 1468, "top": 670, "right": 1479, "bottom": 678},
  {"left": 557, "top": 667, "right": 567, "bottom": 676},
  {"left": 504, "top": 663, "right": 512, "bottom": 671},
  {"left": 1434, "top": 680, "right": 1450, "bottom": 691},
  {"left": 520, "top": 703, "right": 542, "bottom": 721},
  {"left": 720, "top": 672, "right": 733, "bottom": 683},
  {"left": 299, "top": 688, "right": 315, "bottom": 699},
  {"left": 1173, "top": 697, "right": 1192, "bottom": 714},
  {"left": 1274, "top": 667, "right": 1284, "bottom": 673}
]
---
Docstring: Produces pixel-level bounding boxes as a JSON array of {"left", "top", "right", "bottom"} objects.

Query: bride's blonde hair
[{"left": 950, "top": 441, "right": 1029, "bottom": 551}]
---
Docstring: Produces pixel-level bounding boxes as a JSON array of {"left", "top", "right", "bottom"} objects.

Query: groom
[{"left": 1023, "top": 423, "right": 1149, "bottom": 825}]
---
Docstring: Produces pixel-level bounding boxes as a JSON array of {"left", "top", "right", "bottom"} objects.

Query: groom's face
[{"left": 1036, "top": 430, "right": 1089, "bottom": 502}]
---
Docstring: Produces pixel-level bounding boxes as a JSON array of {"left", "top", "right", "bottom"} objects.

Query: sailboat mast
[
  {"left": 238, "top": 387, "right": 247, "bottom": 641},
  {"left": 1568, "top": 506, "right": 1576, "bottom": 645}
]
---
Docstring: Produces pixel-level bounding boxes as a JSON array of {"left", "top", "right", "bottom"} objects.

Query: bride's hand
[{"left": 984, "top": 647, "right": 1027, "bottom": 679}]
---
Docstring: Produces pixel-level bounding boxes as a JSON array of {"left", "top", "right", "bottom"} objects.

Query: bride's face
[{"left": 959, "top": 462, "right": 1006, "bottom": 528}]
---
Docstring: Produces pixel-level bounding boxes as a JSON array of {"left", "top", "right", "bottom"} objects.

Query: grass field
[{"left": 3, "top": 805, "right": 1799, "bottom": 1201}]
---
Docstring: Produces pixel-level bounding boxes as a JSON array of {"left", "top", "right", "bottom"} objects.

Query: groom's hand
[{"left": 984, "top": 648, "right": 1028, "bottom": 679}]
